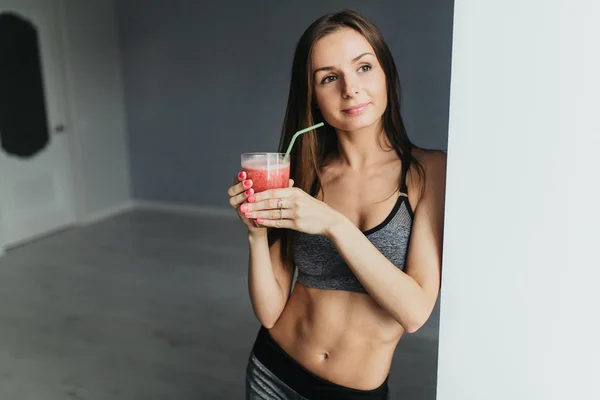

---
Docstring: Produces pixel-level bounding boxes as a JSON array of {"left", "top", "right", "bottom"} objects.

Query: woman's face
[{"left": 311, "top": 28, "right": 387, "bottom": 133}]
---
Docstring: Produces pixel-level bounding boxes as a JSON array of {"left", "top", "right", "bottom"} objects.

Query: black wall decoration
[{"left": 0, "top": 12, "right": 50, "bottom": 158}]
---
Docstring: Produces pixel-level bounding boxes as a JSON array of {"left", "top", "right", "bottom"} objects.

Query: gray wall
[
  {"left": 115, "top": 0, "right": 454, "bottom": 207},
  {"left": 61, "top": 0, "right": 132, "bottom": 220}
]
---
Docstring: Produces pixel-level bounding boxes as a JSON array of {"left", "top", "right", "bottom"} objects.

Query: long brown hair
[{"left": 269, "top": 9, "right": 425, "bottom": 263}]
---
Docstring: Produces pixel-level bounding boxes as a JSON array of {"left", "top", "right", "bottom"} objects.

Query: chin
[{"left": 334, "top": 115, "right": 381, "bottom": 132}]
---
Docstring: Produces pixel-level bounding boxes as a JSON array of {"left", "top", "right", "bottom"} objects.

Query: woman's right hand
[
  {"left": 228, "top": 171, "right": 263, "bottom": 233},
  {"left": 228, "top": 171, "right": 294, "bottom": 234}
]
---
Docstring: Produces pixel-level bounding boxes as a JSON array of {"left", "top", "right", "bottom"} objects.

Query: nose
[{"left": 341, "top": 74, "right": 360, "bottom": 98}]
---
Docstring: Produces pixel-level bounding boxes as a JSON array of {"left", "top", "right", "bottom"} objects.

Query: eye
[
  {"left": 321, "top": 75, "right": 337, "bottom": 84},
  {"left": 358, "top": 64, "right": 372, "bottom": 73}
]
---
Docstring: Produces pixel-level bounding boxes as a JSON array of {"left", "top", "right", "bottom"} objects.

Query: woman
[{"left": 227, "top": 9, "right": 446, "bottom": 400}]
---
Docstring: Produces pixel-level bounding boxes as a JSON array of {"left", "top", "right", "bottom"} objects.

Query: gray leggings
[
  {"left": 246, "top": 326, "right": 390, "bottom": 400},
  {"left": 246, "top": 352, "right": 308, "bottom": 400}
]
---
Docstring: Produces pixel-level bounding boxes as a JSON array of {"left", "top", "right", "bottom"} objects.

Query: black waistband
[{"left": 252, "top": 326, "right": 389, "bottom": 400}]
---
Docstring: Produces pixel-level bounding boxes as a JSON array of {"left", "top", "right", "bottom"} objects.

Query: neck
[{"left": 335, "top": 121, "right": 392, "bottom": 170}]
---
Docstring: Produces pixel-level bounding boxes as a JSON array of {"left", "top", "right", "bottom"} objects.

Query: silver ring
[
  {"left": 279, "top": 209, "right": 283, "bottom": 219},
  {"left": 277, "top": 198, "right": 283, "bottom": 209}
]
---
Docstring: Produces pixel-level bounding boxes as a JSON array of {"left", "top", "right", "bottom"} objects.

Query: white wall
[
  {"left": 59, "top": 0, "right": 132, "bottom": 222},
  {"left": 437, "top": 1, "right": 599, "bottom": 399}
]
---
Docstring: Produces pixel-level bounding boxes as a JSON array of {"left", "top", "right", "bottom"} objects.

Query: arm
[
  {"left": 327, "top": 152, "right": 447, "bottom": 333},
  {"left": 247, "top": 232, "right": 294, "bottom": 329}
]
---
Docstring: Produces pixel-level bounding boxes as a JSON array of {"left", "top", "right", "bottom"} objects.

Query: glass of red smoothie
[{"left": 241, "top": 153, "right": 290, "bottom": 193}]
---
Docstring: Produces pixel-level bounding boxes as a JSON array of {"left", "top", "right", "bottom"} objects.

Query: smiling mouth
[{"left": 342, "top": 103, "right": 369, "bottom": 115}]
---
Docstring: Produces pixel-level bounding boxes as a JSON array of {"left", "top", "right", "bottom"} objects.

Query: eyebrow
[{"left": 313, "top": 52, "right": 374, "bottom": 75}]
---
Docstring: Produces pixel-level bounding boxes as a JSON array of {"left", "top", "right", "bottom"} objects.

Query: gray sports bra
[{"left": 292, "top": 154, "right": 414, "bottom": 294}]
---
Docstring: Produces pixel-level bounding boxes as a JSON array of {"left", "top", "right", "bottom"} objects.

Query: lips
[{"left": 342, "top": 103, "right": 369, "bottom": 115}]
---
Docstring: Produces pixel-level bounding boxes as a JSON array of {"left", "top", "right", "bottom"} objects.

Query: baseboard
[
  {"left": 133, "top": 200, "right": 236, "bottom": 219},
  {"left": 80, "top": 200, "right": 236, "bottom": 226},
  {"left": 82, "top": 200, "right": 136, "bottom": 225}
]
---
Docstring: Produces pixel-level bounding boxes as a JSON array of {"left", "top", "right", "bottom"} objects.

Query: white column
[{"left": 437, "top": 1, "right": 600, "bottom": 399}]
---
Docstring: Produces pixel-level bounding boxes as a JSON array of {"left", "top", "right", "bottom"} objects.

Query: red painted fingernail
[
  {"left": 245, "top": 189, "right": 253, "bottom": 196},
  {"left": 256, "top": 218, "right": 264, "bottom": 224},
  {"left": 240, "top": 204, "right": 248, "bottom": 212},
  {"left": 248, "top": 196, "right": 256, "bottom": 203},
  {"left": 238, "top": 172, "right": 245, "bottom": 179},
  {"left": 245, "top": 212, "right": 252, "bottom": 218},
  {"left": 243, "top": 180, "right": 252, "bottom": 187}
]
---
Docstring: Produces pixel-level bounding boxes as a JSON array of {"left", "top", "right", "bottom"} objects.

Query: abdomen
[{"left": 268, "top": 283, "right": 405, "bottom": 390}]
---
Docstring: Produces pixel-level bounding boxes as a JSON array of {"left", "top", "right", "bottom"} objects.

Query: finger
[
  {"left": 229, "top": 188, "right": 254, "bottom": 208},
  {"left": 227, "top": 178, "right": 253, "bottom": 197},
  {"left": 232, "top": 171, "right": 246, "bottom": 185},
  {"left": 251, "top": 187, "right": 295, "bottom": 203},
  {"left": 244, "top": 198, "right": 287, "bottom": 212},
  {"left": 288, "top": 179, "right": 294, "bottom": 187},
  {"left": 255, "top": 218, "right": 292, "bottom": 229},
  {"left": 247, "top": 209, "right": 291, "bottom": 220}
]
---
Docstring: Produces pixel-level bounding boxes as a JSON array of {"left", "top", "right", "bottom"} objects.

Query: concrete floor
[{"left": 0, "top": 209, "right": 440, "bottom": 399}]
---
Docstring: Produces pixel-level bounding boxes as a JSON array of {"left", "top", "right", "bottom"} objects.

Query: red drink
[
  {"left": 243, "top": 165, "right": 290, "bottom": 193},
  {"left": 241, "top": 153, "right": 290, "bottom": 193}
]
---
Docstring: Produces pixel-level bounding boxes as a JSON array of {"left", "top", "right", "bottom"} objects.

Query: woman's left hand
[{"left": 240, "top": 187, "right": 343, "bottom": 236}]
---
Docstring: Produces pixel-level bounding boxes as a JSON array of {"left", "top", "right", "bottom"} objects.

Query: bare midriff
[{"left": 268, "top": 282, "right": 405, "bottom": 390}]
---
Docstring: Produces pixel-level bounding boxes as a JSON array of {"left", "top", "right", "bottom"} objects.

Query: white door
[{"left": 0, "top": 0, "right": 75, "bottom": 250}]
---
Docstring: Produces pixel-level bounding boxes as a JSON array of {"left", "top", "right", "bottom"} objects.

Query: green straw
[{"left": 284, "top": 122, "right": 324, "bottom": 160}]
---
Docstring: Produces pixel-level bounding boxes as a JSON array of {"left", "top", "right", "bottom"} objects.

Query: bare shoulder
[
  {"left": 411, "top": 148, "right": 447, "bottom": 202},
  {"left": 412, "top": 148, "right": 447, "bottom": 172}
]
